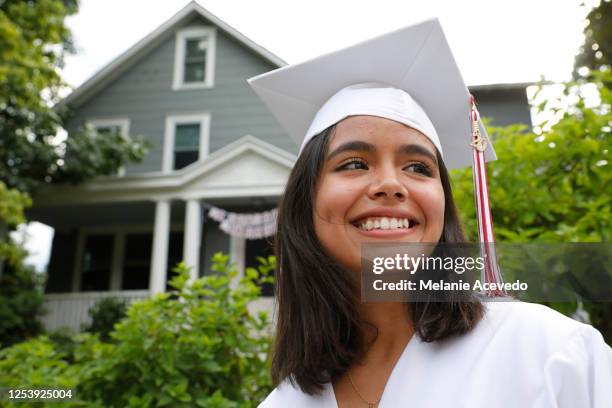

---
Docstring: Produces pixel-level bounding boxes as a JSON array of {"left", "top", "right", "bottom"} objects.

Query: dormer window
[{"left": 173, "top": 27, "right": 216, "bottom": 90}]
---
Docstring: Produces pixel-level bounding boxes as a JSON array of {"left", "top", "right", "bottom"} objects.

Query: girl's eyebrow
[
  {"left": 398, "top": 144, "right": 438, "bottom": 166},
  {"left": 326, "top": 140, "right": 375, "bottom": 162},
  {"left": 326, "top": 140, "right": 438, "bottom": 165}
]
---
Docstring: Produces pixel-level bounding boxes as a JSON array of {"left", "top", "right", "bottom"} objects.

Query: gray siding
[
  {"left": 470, "top": 87, "right": 532, "bottom": 127},
  {"left": 67, "top": 16, "right": 295, "bottom": 175}
]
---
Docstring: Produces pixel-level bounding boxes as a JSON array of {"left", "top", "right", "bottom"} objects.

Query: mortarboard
[
  {"left": 247, "top": 18, "right": 505, "bottom": 294},
  {"left": 247, "top": 18, "right": 496, "bottom": 170}
]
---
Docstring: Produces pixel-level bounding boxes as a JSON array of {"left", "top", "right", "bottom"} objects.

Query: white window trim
[
  {"left": 162, "top": 113, "right": 211, "bottom": 173},
  {"left": 172, "top": 26, "right": 216, "bottom": 90},
  {"left": 88, "top": 118, "right": 130, "bottom": 137},
  {"left": 88, "top": 118, "right": 130, "bottom": 177}
]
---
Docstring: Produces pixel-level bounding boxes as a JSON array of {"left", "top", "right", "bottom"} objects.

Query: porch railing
[
  {"left": 42, "top": 290, "right": 150, "bottom": 331},
  {"left": 42, "top": 291, "right": 276, "bottom": 332}
]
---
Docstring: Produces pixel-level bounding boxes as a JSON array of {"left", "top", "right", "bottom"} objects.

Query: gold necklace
[{"left": 347, "top": 371, "right": 382, "bottom": 408}]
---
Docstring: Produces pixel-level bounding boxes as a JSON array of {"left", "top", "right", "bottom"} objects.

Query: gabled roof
[{"left": 59, "top": 1, "right": 286, "bottom": 109}]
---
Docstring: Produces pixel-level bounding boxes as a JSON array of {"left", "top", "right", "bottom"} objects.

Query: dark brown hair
[{"left": 272, "top": 126, "right": 484, "bottom": 395}]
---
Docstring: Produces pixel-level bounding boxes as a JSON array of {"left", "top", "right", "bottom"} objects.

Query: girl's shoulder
[
  {"left": 472, "top": 300, "right": 612, "bottom": 406},
  {"left": 480, "top": 299, "right": 602, "bottom": 347}
]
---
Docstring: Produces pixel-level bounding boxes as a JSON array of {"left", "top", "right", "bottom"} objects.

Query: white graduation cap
[
  {"left": 247, "top": 18, "right": 496, "bottom": 170},
  {"left": 247, "top": 18, "right": 506, "bottom": 294}
]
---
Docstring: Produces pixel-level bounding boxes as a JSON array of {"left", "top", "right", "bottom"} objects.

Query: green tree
[
  {"left": 454, "top": 74, "right": 610, "bottom": 242},
  {"left": 0, "top": 0, "right": 149, "bottom": 194},
  {"left": 0, "top": 181, "right": 30, "bottom": 266},
  {"left": 0, "top": 0, "right": 150, "bottom": 345},
  {"left": 452, "top": 69, "right": 611, "bottom": 342},
  {"left": 574, "top": 0, "right": 611, "bottom": 76},
  {"left": 0, "top": 181, "right": 46, "bottom": 348}
]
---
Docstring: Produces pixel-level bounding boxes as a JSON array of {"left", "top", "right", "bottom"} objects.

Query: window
[
  {"left": 163, "top": 113, "right": 210, "bottom": 172},
  {"left": 174, "top": 123, "right": 200, "bottom": 170},
  {"left": 88, "top": 118, "right": 130, "bottom": 176},
  {"left": 121, "top": 233, "right": 152, "bottom": 290},
  {"left": 173, "top": 27, "right": 216, "bottom": 90},
  {"left": 88, "top": 118, "right": 130, "bottom": 138},
  {"left": 74, "top": 226, "right": 184, "bottom": 293},
  {"left": 184, "top": 38, "right": 207, "bottom": 82},
  {"left": 80, "top": 234, "right": 113, "bottom": 291},
  {"left": 96, "top": 125, "right": 120, "bottom": 134}
]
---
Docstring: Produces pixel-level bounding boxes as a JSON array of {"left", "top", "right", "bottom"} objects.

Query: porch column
[
  {"left": 183, "top": 199, "right": 202, "bottom": 281},
  {"left": 150, "top": 200, "right": 171, "bottom": 294},
  {"left": 229, "top": 235, "right": 246, "bottom": 289}
]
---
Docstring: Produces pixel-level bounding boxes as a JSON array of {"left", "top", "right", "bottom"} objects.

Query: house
[{"left": 29, "top": 1, "right": 532, "bottom": 331}]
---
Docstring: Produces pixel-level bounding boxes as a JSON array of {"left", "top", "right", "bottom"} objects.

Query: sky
[
  {"left": 60, "top": 0, "right": 592, "bottom": 89},
  {"left": 21, "top": 0, "right": 595, "bottom": 271}
]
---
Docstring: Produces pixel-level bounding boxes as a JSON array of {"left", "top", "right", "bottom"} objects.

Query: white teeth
[
  {"left": 358, "top": 217, "right": 413, "bottom": 231},
  {"left": 380, "top": 218, "right": 390, "bottom": 229}
]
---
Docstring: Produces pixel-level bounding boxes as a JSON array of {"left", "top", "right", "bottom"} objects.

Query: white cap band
[{"left": 301, "top": 83, "right": 442, "bottom": 156}]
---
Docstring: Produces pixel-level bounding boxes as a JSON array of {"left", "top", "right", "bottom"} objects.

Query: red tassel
[{"left": 469, "top": 95, "right": 506, "bottom": 297}]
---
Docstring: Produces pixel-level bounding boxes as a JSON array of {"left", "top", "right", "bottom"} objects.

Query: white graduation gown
[{"left": 259, "top": 301, "right": 612, "bottom": 408}]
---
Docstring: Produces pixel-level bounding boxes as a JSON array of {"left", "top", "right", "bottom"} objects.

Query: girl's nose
[{"left": 367, "top": 171, "right": 409, "bottom": 202}]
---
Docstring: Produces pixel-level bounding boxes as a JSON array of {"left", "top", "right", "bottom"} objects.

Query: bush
[
  {"left": 85, "top": 297, "right": 127, "bottom": 342},
  {"left": 47, "top": 327, "right": 78, "bottom": 364},
  {"left": 0, "top": 264, "right": 45, "bottom": 348},
  {"left": 0, "top": 253, "right": 274, "bottom": 407},
  {"left": 0, "top": 334, "right": 102, "bottom": 407}
]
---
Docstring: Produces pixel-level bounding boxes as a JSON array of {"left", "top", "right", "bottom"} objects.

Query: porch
[
  {"left": 28, "top": 135, "right": 292, "bottom": 331},
  {"left": 42, "top": 289, "right": 275, "bottom": 332}
]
